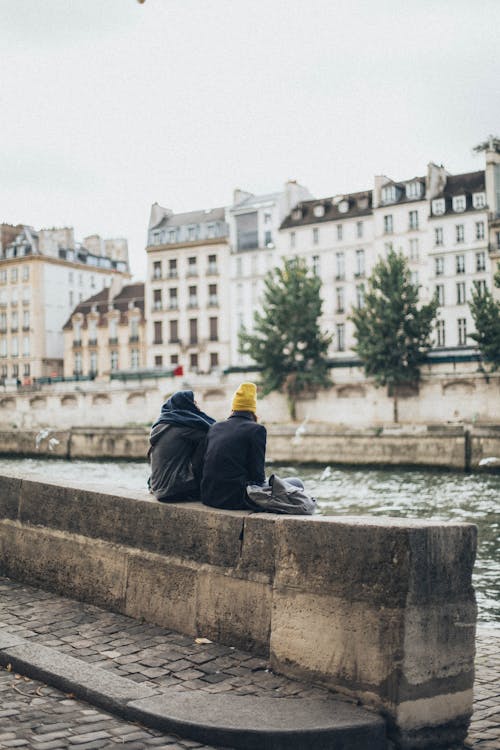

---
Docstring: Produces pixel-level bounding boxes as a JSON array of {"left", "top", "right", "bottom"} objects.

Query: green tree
[
  {"left": 469, "top": 264, "right": 500, "bottom": 369},
  {"left": 350, "top": 249, "right": 438, "bottom": 423},
  {"left": 239, "top": 257, "right": 332, "bottom": 420}
]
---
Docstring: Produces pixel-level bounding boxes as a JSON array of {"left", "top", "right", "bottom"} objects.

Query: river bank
[{"left": 1, "top": 424, "right": 500, "bottom": 471}]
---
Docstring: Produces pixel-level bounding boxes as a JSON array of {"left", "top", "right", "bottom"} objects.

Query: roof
[
  {"left": 280, "top": 190, "right": 372, "bottom": 229},
  {"left": 155, "top": 206, "right": 226, "bottom": 229},
  {"left": 435, "top": 170, "right": 485, "bottom": 199},
  {"left": 63, "top": 283, "right": 145, "bottom": 330},
  {"left": 231, "top": 191, "right": 283, "bottom": 210}
]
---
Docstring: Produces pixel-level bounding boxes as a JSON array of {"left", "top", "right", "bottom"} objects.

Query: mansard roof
[
  {"left": 155, "top": 206, "right": 226, "bottom": 229},
  {"left": 435, "top": 170, "right": 485, "bottom": 199},
  {"left": 63, "top": 283, "right": 145, "bottom": 329},
  {"left": 280, "top": 190, "right": 372, "bottom": 229}
]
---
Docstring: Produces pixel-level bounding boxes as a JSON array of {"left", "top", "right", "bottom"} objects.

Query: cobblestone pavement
[{"left": 0, "top": 577, "right": 498, "bottom": 749}]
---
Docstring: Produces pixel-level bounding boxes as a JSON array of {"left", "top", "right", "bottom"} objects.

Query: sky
[{"left": 1, "top": 0, "right": 499, "bottom": 279}]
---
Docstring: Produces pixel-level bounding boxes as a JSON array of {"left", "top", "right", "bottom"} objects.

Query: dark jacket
[
  {"left": 201, "top": 412, "right": 266, "bottom": 510},
  {"left": 148, "top": 423, "right": 207, "bottom": 502}
]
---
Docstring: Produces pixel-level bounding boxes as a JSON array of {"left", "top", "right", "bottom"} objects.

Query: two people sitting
[{"left": 148, "top": 382, "right": 266, "bottom": 509}]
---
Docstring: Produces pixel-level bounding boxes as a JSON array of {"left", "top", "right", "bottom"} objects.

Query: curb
[{"left": 0, "top": 631, "right": 386, "bottom": 750}]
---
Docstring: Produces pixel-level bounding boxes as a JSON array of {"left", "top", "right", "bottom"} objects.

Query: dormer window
[
  {"left": 292, "top": 208, "right": 302, "bottom": 221},
  {"left": 406, "top": 181, "right": 423, "bottom": 199},
  {"left": 357, "top": 197, "right": 369, "bottom": 210},
  {"left": 432, "top": 199, "right": 445, "bottom": 216},
  {"left": 473, "top": 192, "right": 486, "bottom": 209},
  {"left": 313, "top": 204, "right": 325, "bottom": 218},
  {"left": 452, "top": 195, "right": 466, "bottom": 213},
  {"left": 338, "top": 200, "right": 349, "bottom": 213},
  {"left": 381, "top": 185, "right": 397, "bottom": 204}
]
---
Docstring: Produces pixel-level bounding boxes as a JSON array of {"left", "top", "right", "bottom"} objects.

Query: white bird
[
  {"left": 292, "top": 417, "right": 309, "bottom": 444},
  {"left": 479, "top": 457, "right": 500, "bottom": 467},
  {"left": 35, "top": 429, "right": 51, "bottom": 449},
  {"left": 320, "top": 466, "right": 332, "bottom": 481},
  {"left": 48, "top": 437, "right": 60, "bottom": 451}
]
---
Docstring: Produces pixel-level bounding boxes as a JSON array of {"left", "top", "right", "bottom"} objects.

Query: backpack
[{"left": 245, "top": 474, "right": 316, "bottom": 515}]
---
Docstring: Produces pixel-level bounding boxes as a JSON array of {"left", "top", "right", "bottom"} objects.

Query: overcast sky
[{"left": 1, "top": 0, "right": 499, "bottom": 279}]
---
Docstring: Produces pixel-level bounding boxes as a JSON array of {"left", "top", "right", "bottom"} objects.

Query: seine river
[{"left": 0, "top": 458, "right": 498, "bottom": 628}]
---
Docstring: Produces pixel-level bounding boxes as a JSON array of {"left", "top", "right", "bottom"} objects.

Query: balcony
[
  {"left": 73, "top": 339, "right": 82, "bottom": 348},
  {"left": 207, "top": 265, "right": 218, "bottom": 275},
  {"left": 169, "top": 337, "right": 180, "bottom": 344},
  {"left": 237, "top": 230, "right": 258, "bottom": 251},
  {"left": 336, "top": 307, "right": 345, "bottom": 314},
  {"left": 10, "top": 327, "right": 18, "bottom": 333},
  {"left": 0, "top": 327, "right": 6, "bottom": 334},
  {"left": 152, "top": 303, "right": 163, "bottom": 312},
  {"left": 108, "top": 337, "right": 118, "bottom": 345},
  {"left": 129, "top": 335, "right": 139, "bottom": 343},
  {"left": 88, "top": 338, "right": 97, "bottom": 346},
  {"left": 335, "top": 273, "right": 345, "bottom": 281},
  {"left": 168, "top": 271, "right": 178, "bottom": 279},
  {"left": 154, "top": 338, "right": 163, "bottom": 345},
  {"left": 168, "top": 302, "right": 178, "bottom": 310},
  {"left": 354, "top": 271, "right": 365, "bottom": 279},
  {"left": 188, "top": 301, "right": 199, "bottom": 309},
  {"left": 189, "top": 337, "right": 198, "bottom": 345},
  {"left": 22, "top": 299, "right": 30, "bottom": 306},
  {"left": 208, "top": 298, "right": 219, "bottom": 308},
  {"left": 209, "top": 335, "right": 218, "bottom": 342},
  {"left": 22, "top": 326, "right": 30, "bottom": 332}
]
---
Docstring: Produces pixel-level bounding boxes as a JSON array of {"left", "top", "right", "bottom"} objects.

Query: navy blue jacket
[{"left": 201, "top": 412, "right": 266, "bottom": 510}]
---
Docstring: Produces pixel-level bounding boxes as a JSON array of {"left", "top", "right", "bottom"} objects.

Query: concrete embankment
[
  {"left": 0, "top": 472, "right": 477, "bottom": 749},
  {"left": 1, "top": 424, "right": 500, "bottom": 470}
]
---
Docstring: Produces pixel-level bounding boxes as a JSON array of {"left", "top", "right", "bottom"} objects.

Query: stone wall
[{"left": 0, "top": 472, "right": 477, "bottom": 749}]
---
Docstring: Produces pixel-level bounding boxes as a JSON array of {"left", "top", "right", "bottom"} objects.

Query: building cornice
[
  {"left": 146, "top": 237, "right": 229, "bottom": 253},
  {"left": 0, "top": 254, "right": 131, "bottom": 276}
]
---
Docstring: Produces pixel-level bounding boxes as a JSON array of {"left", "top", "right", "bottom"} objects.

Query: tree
[
  {"left": 469, "top": 264, "right": 500, "bottom": 369},
  {"left": 239, "top": 257, "right": 332, "bottom": 420},
  {"left": 350, "top": 249, "right": 438, "bottom": 423}
]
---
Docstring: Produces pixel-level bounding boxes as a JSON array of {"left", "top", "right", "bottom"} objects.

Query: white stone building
[
  {"left": 145, "top": 205, "right": 230, "bottom": 374},
  {"left": 0, "top": 225, "right": 130, "bottom": 383}
]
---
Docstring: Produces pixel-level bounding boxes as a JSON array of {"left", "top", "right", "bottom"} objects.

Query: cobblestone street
[{"left": 0, "top": 577, "right": 498, "bottom": 749}]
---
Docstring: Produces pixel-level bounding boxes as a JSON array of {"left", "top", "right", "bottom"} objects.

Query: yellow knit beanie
[{"left": 231, "top": 382, "right": 257, "bottom": 413}]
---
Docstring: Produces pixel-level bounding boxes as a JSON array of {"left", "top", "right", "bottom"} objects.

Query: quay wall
[
  {"left": 0, "top": 472, "right": 477, "bottom": 750},
  {"left": 1, "top": 424, "right": 500, "bottom": 471}
]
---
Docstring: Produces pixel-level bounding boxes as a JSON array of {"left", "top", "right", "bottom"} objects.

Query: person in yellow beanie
[{"left": 201, "top": 382, "right": 266, "bottom": 510}]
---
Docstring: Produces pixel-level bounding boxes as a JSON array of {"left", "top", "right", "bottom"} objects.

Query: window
[
  {"left": 10, "top": 268, "right": 18, "bottom": 283},
  {"left": 290, "top": 232, "right": 296, "bottom": 249},
  {"left": 337, "top": 225, "right": 343, "bottom": 241},
  {"left": 406, "top": 181, "right": 423, "bottom": 199},
  {"left": 69, "top": 291, "right": 74, "bottom": 307},
  {"left": 130, "top": 349, "right": 140, "bottom": 369},
  {"left": 188, "top": 227, "right": 195, "bottom": 241},
  {"left": 209, "top": 317, "right": 218, "bottom": 341},
  {"left": 335, "top": 252, "right": 345, "bottom": 280},
  {"left": 313, "top": 228, "right": 319, "bottom": 245},
  {"left": 90, "top": 351, "right": 97, "bottom": 374},
  {"left": 381, "top": 185, "right": 397, "bottom": 203},
  {"left": 456, "top": 282, "right": 466, "bottom": 305},
  {"left": 432, "top": 199, "right": 446, "bottom": 216},
  {"left": 0, "top": 313, "right": 5, "bottom": 332},
  {"left": 74, "top": 352, "right": 82, "bottom": 374},
  {"left": 408, "top": 210, "right": 419, "bottom": 230},
  {"left": 236, "top": 282, "right": 243, "bottom": 306},
  {"left": 435, "top": 284, "right": 445, "bottom": 306},
  {"left": 169, "top": 229, "right": 177, "bottom": 243},
  {"left": 473, "top": 192, "right": 486, "bottom": 209},
  {"left": 11, "top": 288, "right": 18, "bottom": 305},
  {"left": 0, "top": 338, "right": 6, "bottom": 357},
  {"left": 90, "top": 275, "right": 95, "bottom": 288},
  {"left": 313, "top": 204, "right": 325, "bottom": 218},
  {"left": 188, "top": 285, "right": 198, "bottom": 308},
  {"left": 11, "top": 336, "right": 18, "bottom": 357},
  {"left": 22, "top": 336, "right": 29, "bottom": 357},
  {"left": 23, "top": 363, "right": 30, "bottom": 377},
  {"left": 336, "top": 287, "right": 345, "bottom": 313},
  {"left": 409, "top": 238, "right": 419, "bottom": 261},
  {"left": 336, "top": 323, "right": 345, "bottom": 351},
  {"left": 169, "top": 319, "right": 178, "bottom": 343},
  {"left": 264, "top": 230, "right": 273, "bottom": 247},
  {"left": 356, "top": 221, "right": 363, "bottom": 238},
  {"left": 153, "top": 321, "right": 162, "bottom": 345},
  {"left": 168, "top": 288, "right": 178, "bottom": 309},
  {"left": 210, "top": 352, "right": 219, "bottom": 369},
  {"left": 435, "top": 227, "right": 443, "bottom": 246},
  {"left": 356, "top": 284, "right": 365, "bottom": 309},
  {"left": 410, "top": 271, "right": 419, "bottom": 286},
  {"left": 207, "top": 224, "right": 215, "bottom": 239},
  {"left": 109, "top": 318, "right": 117, "bottom": 340},
  {"left": 189, "top": 353, "right": 198, "bottom": 370},
  {"left": 187, "top": 257, "right": 197, "bottom": 276},
  {"left": 457, "top": 318, "right": 467, "bottom": 346},
  {"left": 264, "top": 212, "right": 272, "bottom": 224},
  {"left": 207, "top": 254, "right": 218, "bottom": 274},
  {"left": 11, "top": 311, "right": 18, "bottom": 331},
  {"left": 110, "top": 350, "right": 119, "bottom": 371},
  {"left": 384, "top": 242, "right": 393, "bottom": 256},
  {"left": 475, "top": 279, "right": 487, "bottom": 296},
  {"left": 154, "top": 355, "right": 163, "bottom": 367},
  {"left": 168, "top": 258, "right": 178, "bottom": 277},
  {"left": 475, "top": 221, "right": 485, "bottom": 241},
  {"left": 189, "top": 318, "right": 198, "bottom": 344},
  {"left": 208, "top": 284, "right": 218, "bottom": 306},
  {"left": 497, "top": 231, "right": 500, "bottom": 249},
  {"left": 0, "top": 270, "right": 6, "bottom": 284},
  {"left": 456, "top": 224, "right": 465, "bottom": 243},
  {"left": 476, "top": 252, "right": 486, "bottom": 272},
  {"left": 153, "top": 289, "right": 162, "bottom": 310},
  {"left": 12, "top": 363, "right": 18, "bottom": 378},
  {"left": 436, "top": 320, "right": 446, "bottom": 347},
  {"left": 170, "top": 354, "right": 178, "bottom": 365},
  {"left": 153, "top": 261, "right": 162, "bottom": 279},
  {"left": 22, "top": 266, "right": 29, "bottom": 281},
  {"left": 312, "top": 255, "right": 320, "bottom": 276},
  {"left": 452, "top": 196, "right": 466, "bottom": 212},
  {"left": 383, "top": 215, "right": 393, "bottom": 234},
  {"left": 456, "top": 255, "right": 465, "bottom": 274},
  {"left": 355, "top": 249, "right": 365, "bottom": 276},
  {"left": 435, "top": 257, "right": 444, "bottom": 276},
  {"left": 22, "top": 287, "right": 30, "bottom": 304}
]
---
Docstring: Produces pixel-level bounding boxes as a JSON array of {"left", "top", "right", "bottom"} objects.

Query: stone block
[{"left": 0, "top": 473, "right": 21, "bottom": 520}]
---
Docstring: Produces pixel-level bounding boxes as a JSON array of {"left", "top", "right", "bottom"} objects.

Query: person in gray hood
[{"left": 148, "top": 390, "right": 215, "bottom": 502}]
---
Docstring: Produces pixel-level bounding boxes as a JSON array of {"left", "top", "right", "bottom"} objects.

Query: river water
[{"left": 0, "top": 457, "right": 498, "bottom": 628}]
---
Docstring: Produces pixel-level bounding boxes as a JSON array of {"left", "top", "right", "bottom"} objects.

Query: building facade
[
  {"left": 0, "top": 225, "right": 130, "bottom": 383},
  {"left": 62, "top": 281, "right": 146, "bottom": 379},
  {"left": 145, "top": 205, "right": 230, "bottom": 374}
]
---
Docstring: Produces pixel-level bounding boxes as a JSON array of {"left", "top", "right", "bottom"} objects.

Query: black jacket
[
  {"left": 201, "top": 412, "right": 266, "bottom": 510},
  {"left": 148, "top": 423, "right": 206, "bottom": 502}
]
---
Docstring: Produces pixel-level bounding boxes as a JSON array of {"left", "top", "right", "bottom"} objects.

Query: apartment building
[
  {"left": 62, "top": 281, "right": 145, "bottom": 378},
  {"left": 145, "top": 205, "right": 229, "bottom": 374},
  {"left": 0, "top": 225, "right": 130, "bottom": 383},
  {"left": 228, "top": 181, "right": 312, "bottom": 365}
]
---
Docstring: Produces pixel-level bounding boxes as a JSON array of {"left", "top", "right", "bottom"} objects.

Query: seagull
[
  {"left": 320, "top": 466, "right": 332, "bottom": 481},
  {"left": 292, "top": 417, "right": 308, "bottom": 443},
  {"left": 479, "top": 457, "right": 500, "bottom": 467},
  {"left": 35, "top": 429, "right": 51, "bottom": 449},
  {"left": 48, "top": 437, "right": 60, "bottom": 451}
]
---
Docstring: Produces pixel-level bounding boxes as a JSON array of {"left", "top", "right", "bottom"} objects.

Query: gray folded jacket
[{"left": 245, "top": 474, "right": 316, "bottom": 515}]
